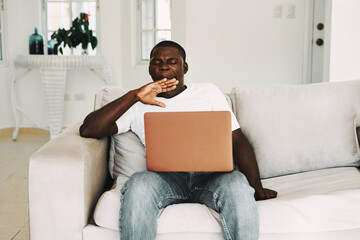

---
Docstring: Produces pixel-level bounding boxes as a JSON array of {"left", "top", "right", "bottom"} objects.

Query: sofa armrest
[{"left": 29, "top": 122, "right": 109, "bottom": 240}]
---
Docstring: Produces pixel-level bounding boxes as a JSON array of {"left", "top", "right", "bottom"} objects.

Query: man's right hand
[
  {"left": 136, "top": 78, "right": 178, "bottom": 108},
  {"left": 80, "top": 78, "right": 178, "bottom": 139}
]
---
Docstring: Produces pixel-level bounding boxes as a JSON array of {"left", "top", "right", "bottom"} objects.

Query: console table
[{"left": 10, "top": 54, "right": 112, "bottom": 140}]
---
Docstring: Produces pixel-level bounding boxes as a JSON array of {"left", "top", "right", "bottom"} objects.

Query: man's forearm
[
  {"left": 79, "top": 79, "right": 179, "bottom": 139},
  {"left": 232, "top": 128, "right": 262, "bottom": 190},
  {"left": 80, "top": 89, "right": 139, "bottom": 139},
  {"left": 233, "top": 128, "right": 278, "bottom": 200}
]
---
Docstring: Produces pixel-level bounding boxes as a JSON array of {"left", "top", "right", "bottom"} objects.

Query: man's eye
[
  {"left": 152, "top": 61, "right": 161, "bottom": 65},
  {"left": 169, "top": 61, "right": 177, "bottom": 64}
]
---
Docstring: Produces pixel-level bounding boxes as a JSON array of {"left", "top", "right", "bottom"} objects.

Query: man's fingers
[
  {"left": 158, "top": 78, "right": 178, "bottom": 86},
  {"left": 156, "top": 78, "right": 169, "bottom": 84},
  {"left": 161, "top": 81, "right": 178, "bottom": 88},
  {"left": 162, "top": 84, "right": 177, "bottom": 92},
  {"left": 157, "top": 78, "right": 177, "bottom": 85},
  {"left": 255, "top": 188, "right": 277, "bottom": 201},
  {"left": 265, "top": 188, "right": 277, "bottom": 198},
  {"left": 153, "top": 100, "right": 165, "bottom": 108},
  {"left": 271, "top": 189, "right": 278, "bottom": 198},
  {"left": 156, "top": 79, "right": 179, "bottom": 93},
  {"left": 138, "top": 78, "right": 178, "bottom": 107},
  {"left": 265, "top": 190, "right": 272, "bottom": 199}
]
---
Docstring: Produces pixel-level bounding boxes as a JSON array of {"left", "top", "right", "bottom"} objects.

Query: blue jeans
[{"left": 119, "top": 171, "right": 258, "bottom": 240}]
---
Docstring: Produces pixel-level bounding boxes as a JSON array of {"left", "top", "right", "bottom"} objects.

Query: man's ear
[{"left": 184, "top": 62, "right": 189, "bottom": 74}]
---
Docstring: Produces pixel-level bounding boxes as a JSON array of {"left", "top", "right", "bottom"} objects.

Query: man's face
[{"left": 149, "top": 46, "right": 188, "bottom": 97}]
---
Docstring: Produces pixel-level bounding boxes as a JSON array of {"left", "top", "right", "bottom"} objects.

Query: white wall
[
  {"left": 184, "top": 0, "right": 308, "bottom": 92},
  {"left": 328, "top": 0, "right": 360, "bottom": 82},
  {"left": 120, "top": 0, "right": 309, "bottom": 93}
]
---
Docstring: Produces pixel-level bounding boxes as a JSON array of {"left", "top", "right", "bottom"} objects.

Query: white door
[{"left": 309, "top": 0, "right": 326, "bottom": 83}]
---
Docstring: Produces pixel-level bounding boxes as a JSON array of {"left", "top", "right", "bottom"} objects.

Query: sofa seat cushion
[
  {"left": 259, "top": 167, "right": 360, "bottom": 234},
  {"left": 231, "top": 80, "right": 360, "bottom": 178},
  {"left": 83, "top": 224, "right": 360, "bottom": 240},
  {"left": 93, "top": 176, "right": 222, "bottom": 234},
  {"left": 93, "top": 167, "right": 360, "bottom": 234},
  {"left": 83, "top": 224, "right": 225, "bottom": 240}
]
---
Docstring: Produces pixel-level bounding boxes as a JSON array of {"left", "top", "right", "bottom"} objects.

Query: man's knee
[{"left": 122, "top": 171, "right": 161, "bottom": 197}]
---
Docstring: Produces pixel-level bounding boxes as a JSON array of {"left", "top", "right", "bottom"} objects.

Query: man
[{"left": 80, "top": 41, "right": 277, "bottom": 240}]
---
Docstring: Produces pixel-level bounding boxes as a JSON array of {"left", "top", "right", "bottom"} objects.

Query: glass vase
[{"left": 29, "top": 27, "right": 44, "bottom": 55}]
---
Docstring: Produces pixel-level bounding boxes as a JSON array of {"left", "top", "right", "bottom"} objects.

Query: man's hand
[
  {"left": 79, "top": 78, "right": 178, "bottom": 139},
  {"left": 254, "top": 187, "right": 277, "bottom": 201},
  {"left": 136, "top": 78, "right": 179, "bottom": 108}
]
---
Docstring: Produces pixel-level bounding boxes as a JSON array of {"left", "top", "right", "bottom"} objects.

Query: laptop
[{"left": 144, "top": 111, "right": 233, "bottom": 172}]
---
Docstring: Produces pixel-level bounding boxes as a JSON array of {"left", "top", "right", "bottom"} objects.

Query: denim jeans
[{"left": 119, "top": 170, "right": 258, "bottom": 240}]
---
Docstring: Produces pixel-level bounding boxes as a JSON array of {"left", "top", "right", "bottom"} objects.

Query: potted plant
[{"left": 51, "top": 12, "right": 97, "bottom": 55}]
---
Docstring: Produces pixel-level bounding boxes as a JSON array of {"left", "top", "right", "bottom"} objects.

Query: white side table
[{"left": 10, "top": 54, "right": 112, "bottom": 140}]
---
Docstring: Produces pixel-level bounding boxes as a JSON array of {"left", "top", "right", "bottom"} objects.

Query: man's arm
[
  {"left": 357, "top": 127, "right": 360, "bottom": 146},
  {"left": 232, "top": 128, "right": 277, "bottom": 201},
  {"left": 79, "top": 78, "right": 178, "bottom": 139}
]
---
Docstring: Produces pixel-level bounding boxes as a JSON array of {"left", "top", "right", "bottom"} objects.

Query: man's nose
[{"left": 159, "top": 63, "right": 170, "bottom": 71}]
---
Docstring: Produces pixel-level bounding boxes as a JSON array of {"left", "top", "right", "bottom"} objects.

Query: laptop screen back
[{"left": 144, "top": 111, "right": 233, "bottom": 172}]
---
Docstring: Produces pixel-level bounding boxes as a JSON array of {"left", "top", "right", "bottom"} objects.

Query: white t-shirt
[{"left": 115, "top": 82, "right": 240, "bottom": 145}]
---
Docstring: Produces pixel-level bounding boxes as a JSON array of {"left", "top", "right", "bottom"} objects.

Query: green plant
[{"left": 51, "top": 12, "right": 98, "bottom": 54}]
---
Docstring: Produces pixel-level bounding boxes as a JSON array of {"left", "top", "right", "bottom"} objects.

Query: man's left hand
[{"left": 254, "top": 187, "right": 277, "bottom": 201}]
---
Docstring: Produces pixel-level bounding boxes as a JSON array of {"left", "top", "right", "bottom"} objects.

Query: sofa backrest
[
  {"left": 231, "top": 80, "right": 360, "bottom": 178},
  {"left": 94, "top": 86, "right": 130, "bottom": 110},
  {"left": 95, "top": 80, "right": 360, "bottom": 179}
]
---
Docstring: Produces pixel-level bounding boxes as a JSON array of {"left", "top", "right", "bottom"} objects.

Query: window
[
  {"left": 139, "top": 0, "right": 171, "bottom": 61},
  {"left": 45, "top": 0, "right": 98, "bottom": 55}
]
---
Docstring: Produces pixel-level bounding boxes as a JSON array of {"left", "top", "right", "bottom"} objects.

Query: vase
[
  {"left": 47, "top": 38, "right": 57, "bottom": 55},
  {"left": 29, "top": 27, "right": 44, "bottom": 55}
]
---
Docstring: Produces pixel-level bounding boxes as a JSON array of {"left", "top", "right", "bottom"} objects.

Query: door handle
[
  {"left": 317, "top": 23, "right": 324, "bottom": 30},
  {"left": 316, "top": 38, "right": 324, "bottom": 46}
]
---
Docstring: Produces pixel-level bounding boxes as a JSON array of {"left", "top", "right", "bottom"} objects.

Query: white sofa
[{"left": 28, "top": 80, "right": 360, "bottom": 240}]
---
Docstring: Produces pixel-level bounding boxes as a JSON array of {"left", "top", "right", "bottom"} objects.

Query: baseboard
[{"left": 0, "top": 128, "right": 50, "bottom": 137}]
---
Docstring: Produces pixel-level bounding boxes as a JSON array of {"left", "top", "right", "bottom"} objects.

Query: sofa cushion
[
  {"left": 83, "top": 224, "right": 360, "bottom": 240},
  {"left": 93, "top": 175, "right": 128, "bottom": 229},
  {"left": 95, "top": 86, "right": 147, "bottom": 178},
  {"left": 258, "top": 167, "right": 360, "bottom": 234},
  {"left": 231, "top": 80, "right": 360, "bottom": 179},
  {"left": 94, "top": 86, "right": 129, "bottom": 111},
  {"left": 93, "top": 176, "right": 222, "bottom": 233},
  {"left": 93, "top": 167, "right": 360, "bottom": 234},
  {"left": 109, "top": 131, "right": 146, "bottom": 178}
]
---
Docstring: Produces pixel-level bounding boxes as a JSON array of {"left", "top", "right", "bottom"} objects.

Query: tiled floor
[{"left": 0, "top": 128, "right": 50, "bottom": 240}]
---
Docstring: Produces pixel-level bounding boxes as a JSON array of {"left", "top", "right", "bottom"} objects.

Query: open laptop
[{"left": 144, "top": 111, "right": 233, "bottom": 172}]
